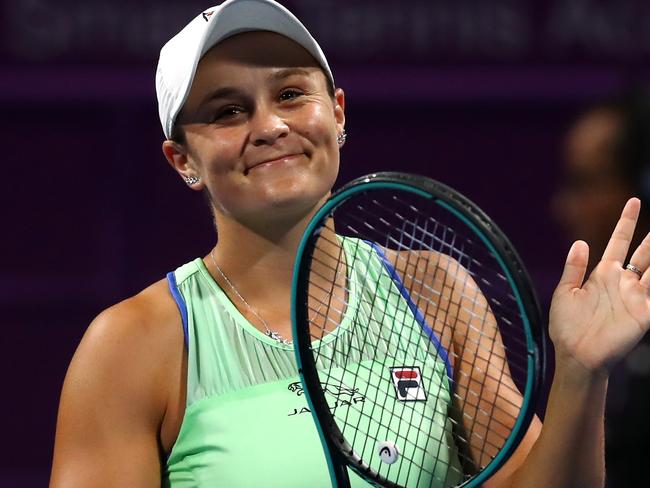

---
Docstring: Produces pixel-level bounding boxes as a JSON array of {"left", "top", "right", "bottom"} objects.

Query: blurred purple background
[{"left": 3, "top": 0, "right": 649, "bottom": 485}]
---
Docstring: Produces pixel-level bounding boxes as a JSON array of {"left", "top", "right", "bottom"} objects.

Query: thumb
[{"left": 557, "top": 240, "right": 589, "bottom": 291}]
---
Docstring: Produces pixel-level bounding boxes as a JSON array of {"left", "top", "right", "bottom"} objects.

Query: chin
[
  {"left": 266, "top": 189, "right": 328, "bottom": 215},
  {"left": 263, "top": 169, "right": 334, "bottom": 203},
  {"left": 247, "top": 181, "right": 332, "bottom": 223}
]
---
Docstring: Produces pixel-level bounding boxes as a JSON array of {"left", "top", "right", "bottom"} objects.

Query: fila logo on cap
[
  {"left": 202, "top": 10, "right": 215, "bottom": 22},
  {"left": 390, "top": 366, "right": 427, "bottom": 401}
]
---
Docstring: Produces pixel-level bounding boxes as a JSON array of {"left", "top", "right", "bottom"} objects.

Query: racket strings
[
  {"left": 309, "top": 231, "right": 530, "bottom": 376},
  {"left": 310, "top": 307, "right": 514, "bottom": 480},
  {"left": 308, "top": 255, "right": 459, "bottom": 481},
  {"left": 409, "top": 244, "right": 520, "bottom": 471},
  {"left": 350, "top": 244, "right": 525, "bottom": 366},
  {"left": 351, "top": 202, "right": 526, "bottom": 338},
  {"left": 386, "top": 240, "right": 461, "bottom": 487},
  {"left": 303, "top": 190, "right": 530, "bottom": 486},
  {"left": 307, "top": 235, "right": 525, "bottom": 419},
  {"left": 350, "top": 260, "right": 515, "bottom": 454},
  {"left": 310, "top": 305, "right": 508, "bottom": 483},
  {"left": 308, "top": 280, "right": 525, "bottom": 410},
  {"left": 332, "top": 210, "right": 525, "bottom": 345},
  {"left": 358, "top": 196, "right": 505, "bottom": 279}
]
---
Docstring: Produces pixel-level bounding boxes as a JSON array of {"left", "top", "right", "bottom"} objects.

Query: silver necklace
[{"left": 210, "top": 250, "right": 293, "bottom": 346}]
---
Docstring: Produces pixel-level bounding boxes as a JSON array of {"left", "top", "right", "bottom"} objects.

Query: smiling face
[{"left": 163, "top": 31, "right": 345, "bottom": 229}]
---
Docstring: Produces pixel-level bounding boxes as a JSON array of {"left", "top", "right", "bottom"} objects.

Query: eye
[
  {"left": 211, "top": 105, "right": 245, "bottom": 122},
  {"left": 279, "top": 89, "right": 303, "bottom": 102}
]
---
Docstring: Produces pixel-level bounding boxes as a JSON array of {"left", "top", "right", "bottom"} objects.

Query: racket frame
[{"left": 291, "top": 172, "right": 544, "bottom": 488}]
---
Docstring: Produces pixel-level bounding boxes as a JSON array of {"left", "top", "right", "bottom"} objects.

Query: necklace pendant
[{"left": 267, "top": 330, "right": 292, "bottom": 346}]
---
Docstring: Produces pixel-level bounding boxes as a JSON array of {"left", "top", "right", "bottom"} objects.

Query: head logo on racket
[
  {"left": 390, "top": 366, "right": 427, "bottom": 401},
  {"left": 377, "top": 441, "right": 400, "bottom": 464}
]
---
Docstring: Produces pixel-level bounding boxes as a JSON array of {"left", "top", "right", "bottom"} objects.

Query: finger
[
  {"left": 601, "top": 198, "right": 641, "bottom": 263},
  {"left": 637, "top": 237, "right": 650, "bottom": 288},
  {"left": 639, "top": 268, "right": 650, "bottom": 290},
  {"left": 557, "top": 240, "right": 589, "bottom": 290},
  {"left": 628, "top": 230, "right": 650, "bottom": 276}
]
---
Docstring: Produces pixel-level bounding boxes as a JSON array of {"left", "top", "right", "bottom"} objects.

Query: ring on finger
[{"left": 625, "top": 263, "right": 644, "bottom": 279}]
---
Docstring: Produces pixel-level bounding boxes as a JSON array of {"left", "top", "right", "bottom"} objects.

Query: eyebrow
[
  {"left": 268, "top": 67, "right": 314, "bottom": 81},
  {"left": 199, "top": 87, "right": 243, "bottom": 107}
]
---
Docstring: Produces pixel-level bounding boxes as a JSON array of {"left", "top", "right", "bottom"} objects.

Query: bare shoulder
[
  {"left": 84, "top": 278, "right": 182, "bottom": 359},
  {"left": 51, "top": 278, "right": 185, "bottom": 487},
  {"left": 382, "top": 247, "right": 470, "bottom": 300},
  {"left": 380, "top": 248, "right": 467, "bottom": 344},
  {"left": 69, "top": 277, "right": 185, "bottom": 425},
  {"left": 76, "top": 278, "right": 183, "bottom": 384},
  {"left": 383, "top": 247, "right": 461, "bottom": 275}
]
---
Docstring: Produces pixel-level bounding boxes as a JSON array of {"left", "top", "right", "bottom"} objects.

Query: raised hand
[{"left": 549, "top": 198, "right": 650, "bottom": 374}]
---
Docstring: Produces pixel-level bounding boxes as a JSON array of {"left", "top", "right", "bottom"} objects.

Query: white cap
[{"left": 156, "top": 0, "right": 334, "bottom": 139}]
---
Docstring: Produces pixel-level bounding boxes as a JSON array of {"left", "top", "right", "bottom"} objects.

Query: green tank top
[{"left": 163, "top": 238, "right": 462, "bottom": 487}]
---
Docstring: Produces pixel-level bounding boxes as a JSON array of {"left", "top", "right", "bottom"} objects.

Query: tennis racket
[{"left": 291, "top": 172, "right": 544, "bottom": 488}]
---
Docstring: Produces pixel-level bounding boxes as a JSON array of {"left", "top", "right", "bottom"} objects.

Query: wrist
[{"left": 553, "top": 352, "right": 610, "bottom": 388}]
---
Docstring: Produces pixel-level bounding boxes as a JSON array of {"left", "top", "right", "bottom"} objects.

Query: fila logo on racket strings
[{"left": 390, "top": 366, "right": 427, "bottom": 401}]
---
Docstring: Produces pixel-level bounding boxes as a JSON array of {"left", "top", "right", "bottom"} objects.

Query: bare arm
[
  {"left": 50, "top": 286, "right": 182, "bottom": 487},
  {"left": 505, "top": 358, "right": 606, "bottom": 488}
]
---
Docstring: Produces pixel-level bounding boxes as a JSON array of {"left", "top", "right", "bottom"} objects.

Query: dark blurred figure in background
[{"left": 553, "top": 91, "right": 650, "bottom": 487}]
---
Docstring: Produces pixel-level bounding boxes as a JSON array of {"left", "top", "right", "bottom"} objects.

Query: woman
[{"left": 50, "top": 1, "right": 650, "bottom": 486}]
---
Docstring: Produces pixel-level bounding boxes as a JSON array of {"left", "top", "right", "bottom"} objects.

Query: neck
[
  {"left": 212, "top": 204, "right": 322, "bottom": 284},
  {"left": 206, "top": 196, "right": 333, "bottom": 338}
]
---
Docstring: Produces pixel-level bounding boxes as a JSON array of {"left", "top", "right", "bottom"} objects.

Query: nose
[{"left": 249, "top": 103, "right": 289, "bottom": 146}]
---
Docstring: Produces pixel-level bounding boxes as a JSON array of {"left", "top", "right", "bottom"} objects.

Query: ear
[
  {"left": 333, "top": 87, "right": 346, "bottom": 136},
  {"left": 162, "top": 140, "right": 204, "bottom": 191}
]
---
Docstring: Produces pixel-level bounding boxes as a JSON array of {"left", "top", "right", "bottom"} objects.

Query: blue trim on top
[
  {"left": 167, "top": 271, "right": 189, "bottom": 349},
  {"left": 368, "top": 242, "right": 455, "bottom": 384}
]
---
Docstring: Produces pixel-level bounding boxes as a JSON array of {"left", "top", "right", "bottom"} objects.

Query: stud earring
[
  {"left": 183, "top": 175, "right": 201, "bottom": 186},
  {"left": 337, "top": 130, "right": 347, "bottom": 147}
]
